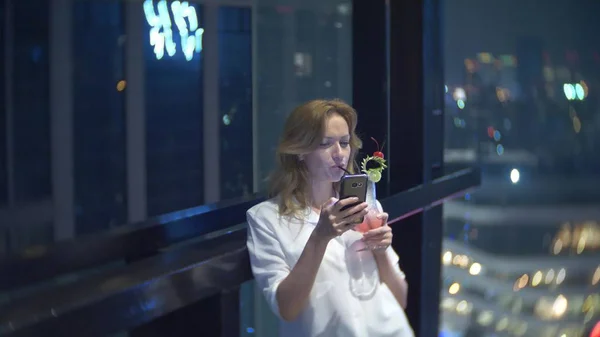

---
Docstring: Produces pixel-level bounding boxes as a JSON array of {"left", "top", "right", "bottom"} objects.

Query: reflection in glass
[
  {"left": 143, "top": 0, "right": 204, "bottom": 62},
  {"left": 0, "top": 0, "right": 6, "bottom": 207},
  {"left": 144, "top": 2, "right": 205, "bottom": 216},
  {"left": 1, "top": 0, "right": 52, "bottom": 253},
  {"left": 72, "top": 1, "right": 127, "bottom": 235},
  {"left": 253, "top": 1, "right": 353, "bottom": 189},
  {"left": 218, "top": 6, "right": 252, "bottom": 200},
  {"left": 243, "top": 1, "right": 353, "bottom": 335},
  {"left": 12, "top": 0, "right": 51, "bottom": 203}
]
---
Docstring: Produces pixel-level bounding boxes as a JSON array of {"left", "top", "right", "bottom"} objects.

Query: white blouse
[{"left": 246, "top": 198, "right": 415, "bottom": 337}]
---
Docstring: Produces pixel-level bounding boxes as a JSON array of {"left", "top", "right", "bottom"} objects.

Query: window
[
  {"left": 441, "top": 1, "right": 600, "bottom": 336},
  {"left": 218, "top": 6, "right": 252, "bottom": 200},
  {"left": 11, "top": 0, "right": 51, "bottom": 203},
  {"left": 0, "top": 0, "right": 6, "bottom": 207},
  {"left": 0, "top": 0, "right": 52, "bottom": 253},
  {"left": 252, "top": 1, "right": 353, "bottom": 190},
  {"left": 241, "top": 1, "right": 353, "bottom": 335},
  {"left": 144, "top": 1, "right": 205, "bottom": 216},
  {"left": 72, "top": 0, "right": 127, "bottom": 235}
]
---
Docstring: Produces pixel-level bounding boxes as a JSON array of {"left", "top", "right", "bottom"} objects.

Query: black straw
[{"left": 337, "top": 165, "right": 352, "bottom": 175}]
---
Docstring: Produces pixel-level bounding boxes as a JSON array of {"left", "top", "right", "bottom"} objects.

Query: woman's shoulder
[
  {"left": 247, "top": 197, "right": 310, "bottom": 228},
  {"left": 247, "top": 198, "right": 281, "bottom": 223}
]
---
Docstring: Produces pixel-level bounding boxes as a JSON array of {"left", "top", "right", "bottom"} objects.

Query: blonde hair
[{"left": 268, "top": 99, "right": 362, "bottom": 217}]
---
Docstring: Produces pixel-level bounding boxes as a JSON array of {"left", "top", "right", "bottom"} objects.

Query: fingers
[
  {"left": 329, "top": 220, "right": 355, "bottom": 237},
  {"left": 332, "top": 197, "right": 360, "bottom": 211},
  {"left": 362, "top": 226, "right": 392, "bottom": 250},
  {"left": 368, "top": 244, "right": 389, "bottom": 252},
  {"left": 363, "top": 235, "right": 392, "bottom": 244},
  {"left": 340, "top": 202, "right": 368, "bottom": 220},
  {"left": 334, "top": 215, "right": 363, "bottom": 232},
  {"left": 322, "top": 197, "right": 339, "bottom": 209},
  {"left": 377, "top": 212, "right": 389, "bottom": 225},
  {"left": 363, "top": 237, "right": 392, "bottom": 251},
  {"left": 363, "top": 236, "right": 392, "bottom": 246},
  {"left": 363, "top": 225, "right": 391, "bottom": 238},
  {"left": 330, "top": 198, "right": 367, "bottom": 224}
]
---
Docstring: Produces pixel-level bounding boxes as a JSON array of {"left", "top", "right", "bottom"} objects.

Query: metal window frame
[
  {"left": 0, "top": 1, "right": 476, "bottom": 337},
  {"left": 353, "top": 0, "right": 446, "bottom": 335},
  {"left": 0, "top": 168, "right": 479, "bottom": 337}
]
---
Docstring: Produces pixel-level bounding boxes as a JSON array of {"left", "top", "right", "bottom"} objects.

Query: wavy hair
[{"left": 268, "top": 99, "right": 362, "bottom": 217}]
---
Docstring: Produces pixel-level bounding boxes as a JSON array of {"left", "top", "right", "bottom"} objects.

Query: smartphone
[{"left": 338, "top": 173, "right": 368, "bottom": 224}]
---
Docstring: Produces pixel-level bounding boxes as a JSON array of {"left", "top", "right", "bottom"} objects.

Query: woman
[{"left": 246, "top": 99, "right": 414, "bottom": 337}]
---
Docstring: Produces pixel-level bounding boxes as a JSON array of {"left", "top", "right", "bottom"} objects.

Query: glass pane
[
  {"left": 1, "top": 0, "right": 352, "bottom": 246},
  {"left": 1, "top": 0, "right": 352, "bottom": 333},
  {"left": 242, "top": 1, "right": 353, "bottom": 336},
  {"left": 72, "top": 1, "right": 127, "bottom": 235},
  {"left": 253, "top": 0, "right": 353, "bottom": 188},
  {"left": 218, "top": 6, "right": 253, "bottom": 200},
  {"left": 0, "top": 0, "right": 6, "bottom": 208},
  {"left": 0, "top": 0, "right": 52, "bottom": 254},
  {"left": 442, "top": 1, "right": 600, "bottom": 337},
  {"left": 144, "top": 1, "right": 205, "bottom": 216},
  {"left": 11, "top": 0, "right": 51, "bottom": 205}
]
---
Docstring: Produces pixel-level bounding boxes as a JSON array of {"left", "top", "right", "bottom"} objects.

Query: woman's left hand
[{"left": 362, "top": 212, "right": 392, "bottom": 254}]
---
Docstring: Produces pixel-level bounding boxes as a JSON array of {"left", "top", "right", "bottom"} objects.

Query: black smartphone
[{"left": 338, "top": 173, "right": 368, "bottom": 224}]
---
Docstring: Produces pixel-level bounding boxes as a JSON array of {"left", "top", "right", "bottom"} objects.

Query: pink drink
[{"left": 354, "top": 208, "right": 384, "bottom": 233}]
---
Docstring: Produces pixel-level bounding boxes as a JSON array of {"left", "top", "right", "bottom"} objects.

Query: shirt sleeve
[
  {"left": 384, "top": 246, "right": 406, "bottom": 279},
  {"left": 376, "top": 200, "right": 407, "bottom": 279},
  {"left": 246, "top": 207, "right": 290, "bottom": 318}
]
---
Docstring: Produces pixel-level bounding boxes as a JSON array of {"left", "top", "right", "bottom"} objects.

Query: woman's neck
[{"left": 309, "top": 181, "right": 336, "bottom": 209}]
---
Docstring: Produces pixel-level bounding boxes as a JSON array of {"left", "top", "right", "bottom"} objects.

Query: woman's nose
[{"left": 331, "top": 142, "right": 342, "bottom": 158}]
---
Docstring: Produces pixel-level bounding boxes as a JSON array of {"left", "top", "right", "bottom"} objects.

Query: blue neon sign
[{"left": 143, "top": 0, "right": 204, "bottom": 61}]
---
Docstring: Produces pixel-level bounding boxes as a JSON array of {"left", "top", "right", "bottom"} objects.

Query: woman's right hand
[{"left": 312, "top": 197, "right": 369, "bottom": 241}]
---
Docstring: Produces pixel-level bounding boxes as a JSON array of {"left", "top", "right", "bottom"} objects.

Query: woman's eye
[{"left": 319, "top": 140, "right": 349, "bottom": 148}]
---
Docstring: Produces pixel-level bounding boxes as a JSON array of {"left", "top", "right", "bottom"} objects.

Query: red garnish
[{"left": 371, "top": 137, "right": 385, "bottom": 159}]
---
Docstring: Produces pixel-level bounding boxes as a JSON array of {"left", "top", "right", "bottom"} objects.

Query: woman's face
[{"left": 302, "top": 113, "right": 351, "bottom": 183}]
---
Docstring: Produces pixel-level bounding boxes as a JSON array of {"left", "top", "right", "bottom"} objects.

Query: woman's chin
[
  {"left": 331, "top": 171, "right": 345, "bottom": 182},
  {"left": 315, "top": 168, "right": 345, "bottom": 183}
]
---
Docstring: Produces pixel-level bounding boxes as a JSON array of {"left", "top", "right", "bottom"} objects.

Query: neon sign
[{"left": 143, "top": 0, "right": 204, "bottom": 61}]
